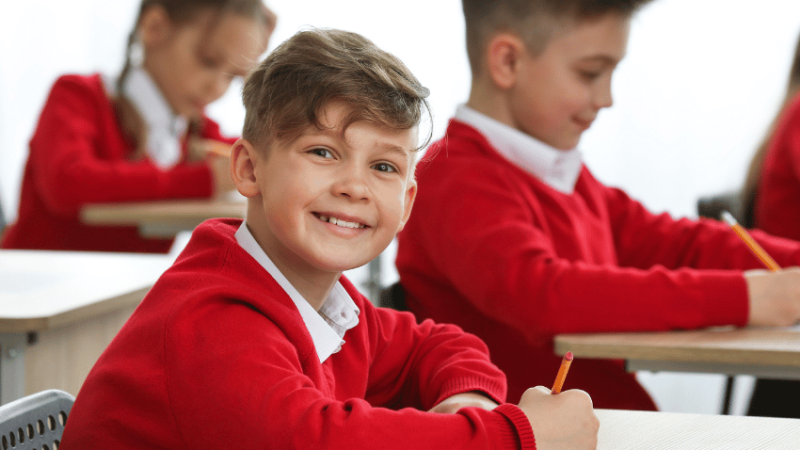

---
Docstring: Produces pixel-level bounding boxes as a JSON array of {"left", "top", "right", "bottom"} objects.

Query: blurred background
[{"left": 2, "top": 0, "right": 800, "bottom": 415}]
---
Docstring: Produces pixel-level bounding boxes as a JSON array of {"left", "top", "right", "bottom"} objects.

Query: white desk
[
  {"left": 596, "top": 409, "right": 800, "bottom": 449},
  {"left": 0, "top": 250, "right": 173, "bottom": 404}
]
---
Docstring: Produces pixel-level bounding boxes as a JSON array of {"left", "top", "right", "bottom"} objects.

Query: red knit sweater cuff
[
  {"left": 434, "top": 376, "right": 507, "bottom": 407},
  {"left": 704, "top": 272, "right": 749, "bottom": 327},
  {"left": 494, "top": 403, "right": 536, "bottom": 450}
]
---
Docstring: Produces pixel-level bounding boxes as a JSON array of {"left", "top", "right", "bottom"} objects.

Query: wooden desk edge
[
  {"left": 0, "top": 286, "right": 149, "bottom": 334},
  {"left": 554, "top": 333, "right": 800, "bottom": 367}
]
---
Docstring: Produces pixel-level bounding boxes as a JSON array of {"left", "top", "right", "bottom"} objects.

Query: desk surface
[
  {"left": 0, "top": 250, "right": 173, "bottom": 333},
  {"left": 81, "top": 196, "right": 246, "bottom": 238},
  {"left": 555, "top": 327, "right": 800, "bottom": 379},
  {"left": 555, "top": 327, "right": 800, "bottom": 366},
  {"left": 596, "top": 409, "right": 800, "bottom": 449}
]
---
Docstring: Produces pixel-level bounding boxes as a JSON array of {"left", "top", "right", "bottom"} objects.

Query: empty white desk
[{"left": 0, "top": 250, "right": 173, "bottom": 404}]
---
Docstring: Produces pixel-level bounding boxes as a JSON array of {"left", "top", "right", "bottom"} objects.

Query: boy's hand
[
  {"left": 428, "top": 392, "right": 498, "bottom": 414},
  {"left": 745, "top": 268, "right": 800, "bottom": 327},
  {"left": 517, "top": 386, "right": 598, "bottom": 450}
]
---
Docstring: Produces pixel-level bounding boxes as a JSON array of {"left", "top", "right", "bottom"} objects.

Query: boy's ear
[
  {"left": 230, "top": 138, "right": 261, "bottom": 198},
  {"left": 486, "top": 34, "right": 526, "bottom": 90},
  {"left": 396, "top": 181, "right": 417, "bottom": 234},
  {"left": 138, "top": 5, "right": 173, "bottom": 49}
]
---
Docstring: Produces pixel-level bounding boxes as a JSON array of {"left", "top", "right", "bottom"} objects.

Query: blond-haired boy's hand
[
  {"left": 745, "top": 268, "right": 800, "bottom": 327},
  {"left": 517, "top": 386, "right": 599, "bottom": 450},
  {"left": 428, "top": 392, "right": 499, "bottom": 414}
]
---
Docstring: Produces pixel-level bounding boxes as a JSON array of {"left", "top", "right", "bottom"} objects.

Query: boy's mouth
[{"left": 313, "top": 213, "right": 367, "bottom": 229}]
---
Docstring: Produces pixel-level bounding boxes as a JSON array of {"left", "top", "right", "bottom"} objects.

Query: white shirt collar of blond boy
[
  {"left": 103, "top": 67, "right": 188, "bottom": 169},
  {"left": 455, "top": 105, "right": 583, "bottom": 194},
  {"left": 235, "top": 222, "right": 360, "bottom": 363}
]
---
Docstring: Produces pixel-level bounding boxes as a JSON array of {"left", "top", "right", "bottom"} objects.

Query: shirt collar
[
  {"left": 234, "top": 222, "right": 360, "bottom": 363},
  {"left": 454, "top": 105, "right": 583, "bottom": 194},
  {"left": 110, "top": 67, "right": 188, "bottom": 169}
]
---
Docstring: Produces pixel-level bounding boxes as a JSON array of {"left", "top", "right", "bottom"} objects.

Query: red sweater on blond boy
[
  {"left": 59, "top": 219, "right": 535, "bottom": 450},
  {"left": 1, "top": 74, "right": 230, "bottom": 253},
  {"left": 396, "top": 119, "right": 800, "bottom": 410}
]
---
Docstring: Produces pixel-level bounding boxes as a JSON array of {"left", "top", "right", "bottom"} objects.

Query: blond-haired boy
[
  {"left": 60, "top": 29, "right": 598, "bottom": 450},
  {"left": 397, "top": 0, "right": 800, "bottom": 411}
]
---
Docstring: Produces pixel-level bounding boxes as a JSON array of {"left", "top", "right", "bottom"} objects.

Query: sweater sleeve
[
  {"left": 605, "top": 185, "right": 800, "bottom": 272},
  {"left": 407, "top": 161, "right": 766, "bottom": 341},
  {"left": 164, "top": 298, "right": 535, "bottom": 450},
  {"left": 28, "top": 75, "right": 213, "bottom": 218},
  {"left": 357, "top": 297, "right": 507, "bottom": 409}
]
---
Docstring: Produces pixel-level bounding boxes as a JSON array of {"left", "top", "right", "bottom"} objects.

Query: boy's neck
[
  {"left": 244, "top": 214, "right": 340, "bottom": 312},
  {"left": 466, "top": 80, "right": 516, "bottom": 129}
]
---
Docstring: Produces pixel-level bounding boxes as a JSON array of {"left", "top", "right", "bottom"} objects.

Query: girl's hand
[{"left": 428, "top": 392, "right": 498, "bottom": 414}]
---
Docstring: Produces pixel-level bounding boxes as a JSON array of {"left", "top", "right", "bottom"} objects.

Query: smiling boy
[
  {"left": 396, "top": 0, "right": 800, "bottom": 411},
  {"left": 60, "top": 29, "right": 599, "bottom": 450}
]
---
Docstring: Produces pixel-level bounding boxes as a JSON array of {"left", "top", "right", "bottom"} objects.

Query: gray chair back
[{"left": 0, "top": 389, "right": 75, "bottom": 450}]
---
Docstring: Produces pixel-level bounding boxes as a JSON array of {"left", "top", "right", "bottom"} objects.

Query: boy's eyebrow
[{"left": 376, "top": 142, "right": 413, "bottom": 158}]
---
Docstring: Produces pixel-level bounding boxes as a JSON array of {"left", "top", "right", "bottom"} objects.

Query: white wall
[{"left": 3, "top": 0, "right": 799, "bottom": 416}]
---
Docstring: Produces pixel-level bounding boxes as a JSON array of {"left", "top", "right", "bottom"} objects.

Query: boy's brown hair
[
  {"left": 242, "top": 28, "right": 431, "bottom": 150},
  {"left": 462, "top": 0, "right": 654, "bottom": 77}
]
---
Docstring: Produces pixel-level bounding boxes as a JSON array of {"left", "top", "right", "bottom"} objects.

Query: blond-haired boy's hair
[
  {"left": 463, "top": 0, "right": 653, "bottom": 77},
  {"left": 242, "top": 28, "right": 431, "bottom": 150}
]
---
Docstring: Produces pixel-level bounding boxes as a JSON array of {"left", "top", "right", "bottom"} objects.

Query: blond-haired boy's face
[
  {"left": 239, "top": 102, "right": 418, "bottom": 278},
  {"left": 508, "top": 13, "right": 630, "bottom": 150}
]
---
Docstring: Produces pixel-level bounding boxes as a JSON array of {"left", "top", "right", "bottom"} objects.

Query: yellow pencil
[
  {"left": 551, "top": 351, "right": 573, "bottom": 395},
  {"left": 721, "top": 211, "right": 781, "bottom": 272}
]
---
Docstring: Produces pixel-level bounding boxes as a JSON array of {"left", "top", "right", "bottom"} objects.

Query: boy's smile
[{"left": 232, "top": 101, "right": 418, "bottom": 307}]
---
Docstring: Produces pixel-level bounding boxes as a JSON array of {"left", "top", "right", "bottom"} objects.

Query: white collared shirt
[
  {"left": 104, "top": 67, "right": 187, "bottom": 169},
  {"left": 234, "top": 222, "right": 360, "bottom": 363},
  {"left": 454, "top": 105, "right": 583, "bottom": 194}
]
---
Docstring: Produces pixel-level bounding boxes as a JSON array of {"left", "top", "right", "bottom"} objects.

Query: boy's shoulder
[{"left": 418, "top": 119, "right": 541, "bottom": 188}]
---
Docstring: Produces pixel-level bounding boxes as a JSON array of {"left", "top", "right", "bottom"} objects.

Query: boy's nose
[
  {"left": 332, "top": 167, "right": 370, "bottom": 201},
  {"left": 594, "top": 81, "right": 614, "bottom": 109}
]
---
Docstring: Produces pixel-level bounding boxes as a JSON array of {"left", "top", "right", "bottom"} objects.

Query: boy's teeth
[{"left": 319, "top": 214, "right": 365, "bottom": 229}]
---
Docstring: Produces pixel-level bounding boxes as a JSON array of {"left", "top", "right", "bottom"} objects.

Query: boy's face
[
  {"left": 508, "top": 13, "right": 630, "bottom": 150},
  {"left": 238, "top": 102, "right": 418, "bottom": 277}
]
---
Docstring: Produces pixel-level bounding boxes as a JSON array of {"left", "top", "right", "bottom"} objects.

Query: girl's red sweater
[{"left": 1, "top": 73, "right": 231, "bottom": 253}]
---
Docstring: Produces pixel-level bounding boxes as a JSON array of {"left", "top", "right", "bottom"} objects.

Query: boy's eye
[
  {"left": 310, "top": 148, "right": 334, "bottom": 158},
  {"left": 372, "top": 162, "right": 397, "bottom": 173}
]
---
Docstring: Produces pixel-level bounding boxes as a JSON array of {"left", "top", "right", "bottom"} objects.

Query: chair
[
  {"left": 378, "top": 282, "right": 408, "bottom": 312},
  {"left": 0, "top": 389, "right": 75, "bottom": 450},
  {"left": 697, "top": 190, "right": 753, "bottom": 228}
]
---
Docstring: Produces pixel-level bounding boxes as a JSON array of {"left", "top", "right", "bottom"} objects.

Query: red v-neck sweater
[
  {"left": 1, "top": 73, "right": 232, "bottom": 253},
  {"left": 60, "top": 219, "right": 535, "bottom": 450},
  {"left": 396, "top": 120, "right": 800, "bottom": 410}
]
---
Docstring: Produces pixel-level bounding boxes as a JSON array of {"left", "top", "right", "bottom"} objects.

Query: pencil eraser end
[
  {"left": 720, "top": 210, "right": 737, "bottom": 226},
  {"left": 565, "top": 351, "right": 573, "bottom": 361}
]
